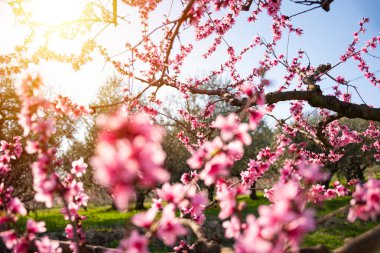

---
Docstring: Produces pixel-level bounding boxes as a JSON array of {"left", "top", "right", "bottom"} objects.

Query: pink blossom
[
  {"left": 216, "top": 182, "right": 247, "bottom": 219},
  {"left": 335, "top": 184, "right": 348, "bottom": 197},
  {"left": 173, "top": 240, "right": 193, "bottom": 252},
  {"left": 234, "top": 215, "right": 272, "bottom": 253},
  {"left": 213, "top": 113, "right": 241, "bottom": 142},
  {"left": 14, "top": 237, "right": 29, "bottom": 253},
  {"left": 0, "top": 140, "right": 9, "bottom": 152},
  {"left": 285, "top": 209, "right": 315, "bottom": 247},
  {"left": 64, "top": 224, "right": 74, "bottom": 240},
  {"left": 117, "top": 230, "right": 149, "bottom": 253},
  {"left": 71, "top": 157, "right": 88, "bottom": 177},
  {"left": 189, "top": 194, "right": 208, "bottom": 222},
  {"left": 309, "top": 184, "right": 327, "bottom": 203},
  {"left": 223, "top": 215, "right": 241, "bottom": 239},
  {"left": 25, "top": 141, "right": 39, "bottom": 154},
  {"left": 132, "top": 207, "right": 158, "bottom": 229},
  {"left": 26, "top": 219, "right": 46, "bottom": 239},
  {"left": 348, "top": 179, "right": 380, "bottom": 221},
  {"left": 180, "top": 171, "right": 198, "bottom": 184},
  {"left": 8, "top": 197, "right": 27, "bottom": 216},
  {"left": 325, "top": 189, "right": 337, "bottom": 199},
  {"left": 248, "top": 109, "right": 264, "bottom": 130},
  {"left": 60, "top": 202, "right": 79, "bottom": 221},
  {"left": 156, "top": 183, "right": 187, "bottom": 204},
  {"left": 0, "top": 230, "right": 17, "bottom": 249},
  {"left": 157, "top": 204, "right": 187, "bottom": 246},
  {"left": 216, "top": 183, "right": 236, "bottom": 219},
  {"left": 35, "top": 236, "right": 62, "bottom": 253},
  {"left": 200, "top": 153, "right": 231, "bottom": 186},
  {"left": 186, "top": 152, "right": 203, "bottom": 169},
  {"left": 91, "top": 111, "right": 169, "bottom": 210},
  {"left": 297, "top": 161, "right": 327, "bottom": 183},
  {"left": 258, "top": 201, "right": 295, "bottom": 240}
]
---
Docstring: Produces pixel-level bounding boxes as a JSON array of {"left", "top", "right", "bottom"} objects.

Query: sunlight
[
  {"left": 24, "top": 0, "right": 90, "bottom": 53},
  {"left": 26, "top": 0, "right": 87, "bottom": 26}
]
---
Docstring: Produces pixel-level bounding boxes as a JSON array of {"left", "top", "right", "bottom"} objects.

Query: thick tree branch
[
  {"left": 315, "top": 114, "right": 342, "bottom": 148},
  {"left": 266, "top": 91, "right": 379, "bottom": 122},
  {"left": 334, "top": 224, "right": 380, "bottom": 253},
  {"left": 186, "top": 86, "right": 380, "bottom": 123}
]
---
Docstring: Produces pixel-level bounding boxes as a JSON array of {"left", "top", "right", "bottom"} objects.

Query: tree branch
[
  {"left": 186, "top": 87, "right": 380, "bottom": 123},
  {"left": 334, "top": 224, "right": 380, "bottom": 253},
  {"left": 317, "top": 205, "right": 349, "bottom": 225}
]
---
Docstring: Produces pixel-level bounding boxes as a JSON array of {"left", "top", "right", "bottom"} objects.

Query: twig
[{"left": 287, "top": 5, "right": 321, "bottom": 19}]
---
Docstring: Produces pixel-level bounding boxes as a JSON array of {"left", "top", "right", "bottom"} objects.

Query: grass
[
  {"left": 15, "top": 196, "right": 380, "bottom": 251},
  {"left": 304, "top": 197, "right": 380, "bottom": 249},
  {"left": 17, "top": 205, "right": 138, "bottom": 232}
]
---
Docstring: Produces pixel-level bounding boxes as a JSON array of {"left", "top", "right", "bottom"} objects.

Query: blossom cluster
[
  {"left": 112, "top": 183, "right": 208, "bottom": 252},
  {"left": 186, "top": 113, "right": 252, "bottom": 185},
  {"left": 51, "top": 95, "right": 92, "bottom": 117},
  {"left": 308, "top": 181, "right": 348, "bottom": 204},
  {"left": 13, "top": 75, "right": 90, "bottom": 252},
  {"left": 224, "top": 160, "right": 327, "bottom": 253},
  {"left": 348, "top": 179, "right": 380, "bottom": 222},
  {"left": 91, "top": 109, "right": 170, "bottom": 210},
  {"left": 0, "top": 137, "right": 62, "bottom": 252}
]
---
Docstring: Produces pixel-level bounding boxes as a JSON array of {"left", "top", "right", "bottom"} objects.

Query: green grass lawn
[
  {"left": 18, "top": 206, "right": 138, "bottom": 232},
  {"left": 16, "top": 195, "right": 380, "bottom": 251}
]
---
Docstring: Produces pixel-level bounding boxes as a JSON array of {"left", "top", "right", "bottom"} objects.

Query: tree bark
[
  {"left": 207, "top": 185, "right": 215, "bottom": 201},
  {"left": 184, "top": 87, "right": 380, "bottom": 123},
  {"left": 249, "top": 183, "right": 258, "bottom": 200},
  {"left": 134, "top": 188, "right": 146, "bottom": 210}
]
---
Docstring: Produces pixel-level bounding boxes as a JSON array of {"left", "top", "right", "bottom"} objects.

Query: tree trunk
[
  {"left": 322, "top": 171, "right": 334, "bottom": 188},
  {"left": 107, "top": 190, "right": 118, "bottom": 210},
  {"left": 322, "top": 163, "right": 338, "bottom": 188},
  {"left": 134, "top": 189, "right": 146, "bottom": 210},
  {"left": 207, "top": 185, "right": 215, "bottom": 201},
  {"left": 110, "top": 201, "right": 117, "bottom": 210},
  {"left": 249, "top": 183, "right": 258, "bottom": 200}
]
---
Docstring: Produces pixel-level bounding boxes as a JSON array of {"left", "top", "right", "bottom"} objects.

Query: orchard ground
[{"left": 17, "top": 189, "right": 380, "bottom": 251}]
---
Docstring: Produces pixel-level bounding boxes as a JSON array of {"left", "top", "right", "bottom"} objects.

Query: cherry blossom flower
[
  {"left": 0, "top": 230, "right": 17, "bottom": 249},
  {"left": 35, "top": 236, "right": 62, "bottom": 253},
  {"left": 180, "top": 171, "right": 198, "bottom": 184},
  {"left": 223, "top": 215, "right": 241, "bottom": 239},
  {"left": 91, "top": 111, "right": 169, "bottom": 210},
  {"left": 132, "top": 207, "right": 158, "bottom": 229},
  {"left": 200, "top": 153, "right": 232, "bottom": 186},
  {"left": 115, "top": 230, "right": 149, "bottom": 253},
  {"left": 71, "top": 157, "right": 88, "bottom": 177},
  {"left": 157, "top": 204, "right": 187, "bottom": 246},
  {"left": 8, "top": 197, "right": 27, "bottom": 216},
  {"left": 26, "top": 219, "right": 46, "bottom": 239},
  {"left": 297, "top": 161, "right": 327, "bottom": 183},
  {"left": 213, "top": 113, "right": 251, "bottom": 145},
  {"left": 348, "top": 179, "right": 380, "bottom": 221}
]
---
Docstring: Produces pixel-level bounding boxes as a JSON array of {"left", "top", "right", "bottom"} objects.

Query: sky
[{"left": 0, "top": 0, "right": 379, "bottom": 122}]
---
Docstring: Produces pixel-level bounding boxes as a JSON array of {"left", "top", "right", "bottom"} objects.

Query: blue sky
[{"left": 165, "top": 0, "right": 380, "bottom": 121}]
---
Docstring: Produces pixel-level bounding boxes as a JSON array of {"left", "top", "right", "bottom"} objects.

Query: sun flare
[
  {"left": 23, "top": 0, "right": 92, "bottom": 54},
  {"left": 26, "top": 0, "right": 87, "bottom": 27}
]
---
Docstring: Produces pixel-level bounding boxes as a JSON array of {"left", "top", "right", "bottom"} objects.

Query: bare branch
[{"left": 317, "top": 205, "right": 349, "bottom": 225}]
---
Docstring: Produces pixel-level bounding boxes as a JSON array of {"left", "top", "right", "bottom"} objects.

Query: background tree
[
  {"left": 0, "top": 77, "right": 76, "bottom": 207},
  {"left": 63, "top": 75, "right": 126, "bottom": 207}
]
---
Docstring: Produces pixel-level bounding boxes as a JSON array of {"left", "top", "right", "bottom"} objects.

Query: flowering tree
[{"left": 1, "top": 0, "right": 380, "bottom": 252}]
